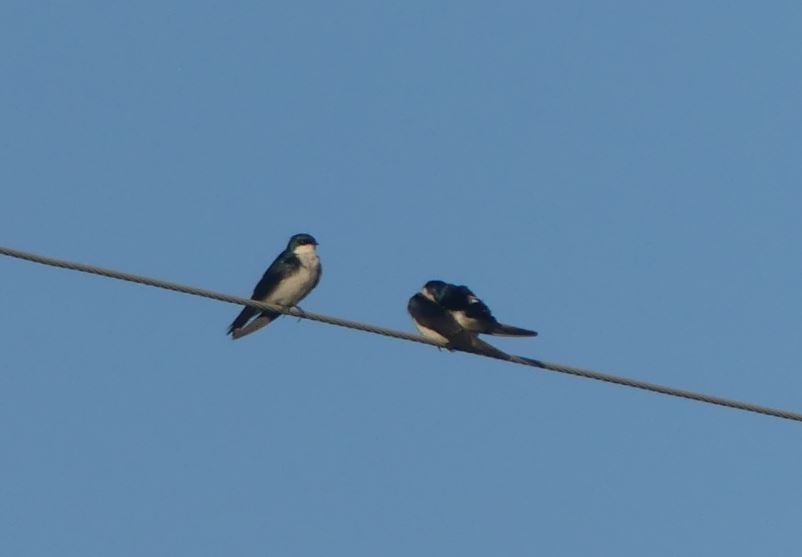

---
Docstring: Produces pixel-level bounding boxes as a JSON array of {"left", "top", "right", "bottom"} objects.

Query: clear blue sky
[{"left": 2, "top": 2, "right": 802, "bottom": 555}]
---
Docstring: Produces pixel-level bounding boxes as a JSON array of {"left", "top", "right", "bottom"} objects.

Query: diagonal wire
[{"left": 2, "top": 243, "right": 802, "bottom": 423}]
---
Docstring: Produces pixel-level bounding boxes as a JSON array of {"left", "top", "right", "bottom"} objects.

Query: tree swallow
[
  {"left": 424, "top": 280, "right": 537, "bottom": 337},
  {"left": 407, "top": 283, "right": 514, "bottom": 360},
  {"left": 227, "top": 233, "right": 322, "bottom": 340}
]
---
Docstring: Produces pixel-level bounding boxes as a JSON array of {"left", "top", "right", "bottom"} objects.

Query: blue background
[{"left": 2, "top": 2, "right": 801, "bottom": 555}]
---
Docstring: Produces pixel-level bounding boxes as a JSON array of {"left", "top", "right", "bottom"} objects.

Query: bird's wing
[
  {"left": 438, "top": 284, "right": 497, "bottom": 328},
  {"left": 227, "top": 251, "right": 296, "bottom": 337},
  {"left": 468, "top": 337, "right": 514, "bottom": 360},
  {"left": 461, "top": 297, "right": 496, "bottom": 323},
  {"left": 251, "top": 251, "right": 300, "bottom": 300},
  {"left": 230, "top": 313, "right": 278, "bottom": 339},
  {"left": 408, "top": 294, "right": 467, "bottom": 340},
  {"left": 436, "top": 284, "right": 469, "bottom": 310}
]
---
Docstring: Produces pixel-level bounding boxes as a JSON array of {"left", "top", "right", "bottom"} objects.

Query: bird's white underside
[
  {"left": 413, "top": 321, "right": 449, "bottom": 345},
  {"left": 265, "top": 244, "right": 320, "bottom": 306},
  {"left": 452, "top": 311, "right": 479, "bottom": 330}
]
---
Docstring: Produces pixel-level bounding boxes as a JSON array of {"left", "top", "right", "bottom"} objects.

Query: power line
[{"left": 2, "top": 243, "right": 801, "bottom": 424}]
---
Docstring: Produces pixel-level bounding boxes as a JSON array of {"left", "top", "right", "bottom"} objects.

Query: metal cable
[{"left": 3, "top": 244, "right": 801, "bottom": 423}]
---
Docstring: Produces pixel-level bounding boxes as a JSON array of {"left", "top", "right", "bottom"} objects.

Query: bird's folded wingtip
[
  {"left": 492, "top": 323, "right": 539, "bottom": 337},
  {"left": 228, "top": 314, "right": 275, "bottom": 340}
]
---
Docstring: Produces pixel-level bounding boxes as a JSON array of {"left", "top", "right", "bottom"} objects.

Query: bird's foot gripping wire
[{"left": 292, "top": 305, "right": 306, "bottom": 322}]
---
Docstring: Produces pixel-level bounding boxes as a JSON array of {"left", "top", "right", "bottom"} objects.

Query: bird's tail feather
[
  {"left": 489, "top": 323, "right": 538, "bottom": 337},
  {"left": 227, "top": 306, "right": 257, "bottom": 335},
  {"left": 228, "top": 310, "right": 280, "bottom": 340},
  {"left": 468, "top": 337, "right": 515, "bottom": 361}
]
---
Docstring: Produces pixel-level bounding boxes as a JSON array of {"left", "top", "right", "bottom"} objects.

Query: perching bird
[
  {"left": 227, "top": 233, "right": 321, "bottom": 339},
  {"left": 407, "top": 282, "right": 514, "bottom": 360},
  {"left": 424, "top": 280, "right": 537, "bottom": 337}
]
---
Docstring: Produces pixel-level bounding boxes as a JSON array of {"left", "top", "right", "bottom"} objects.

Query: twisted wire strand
[{"left": 3, "top": 244, "right": 801, "bottom": 423}]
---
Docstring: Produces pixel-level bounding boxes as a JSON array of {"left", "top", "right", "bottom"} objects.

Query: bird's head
[
  {"left": 287, "top": 233, "right": 319, "bottom": 253},
  {"left": 421, "top": 280, "right": 448, "bottom": 302}
]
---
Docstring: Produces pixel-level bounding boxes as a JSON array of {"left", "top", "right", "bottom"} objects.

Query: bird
[
  {"left": 424, "top": 280, "right": 537, "bottom": 337},
  {"left": 407, "top": 282, "right": 514, "bottom": 360},
  {"left": 227, "top": 233, "right": 321, "bottom": 339}
]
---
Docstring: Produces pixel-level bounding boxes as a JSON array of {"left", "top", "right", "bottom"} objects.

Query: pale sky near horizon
[{"left": 2, "top": 2, "right": 802, "bottom": 555}]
